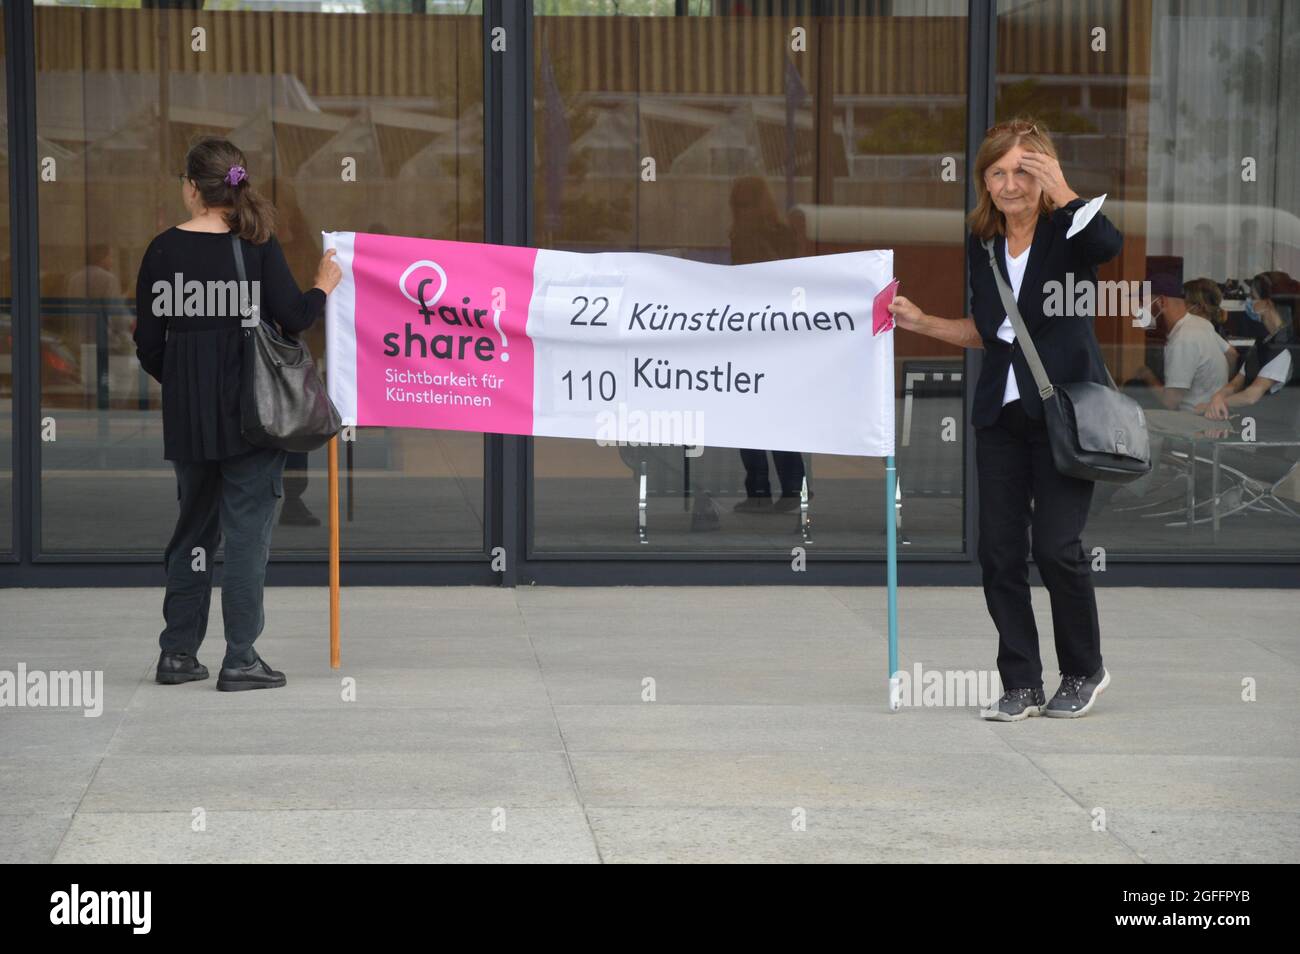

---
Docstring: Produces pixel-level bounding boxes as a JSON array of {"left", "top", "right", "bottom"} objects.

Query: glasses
[
  {"left": 177, "top": 173, "right": 191, "bottom": 184},
  {"left": 986, "top": 120, "right": 1039, "bottom": 136}
]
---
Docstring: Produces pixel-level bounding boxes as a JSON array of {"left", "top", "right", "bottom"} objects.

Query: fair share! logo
[{"left": 384, "top": 259, "right": 510, "bottom": 362}]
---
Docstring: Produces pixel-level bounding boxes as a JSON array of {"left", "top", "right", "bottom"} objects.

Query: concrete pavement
[{"left": 1, "top": 585, "right": 1297, "bottom": 863}]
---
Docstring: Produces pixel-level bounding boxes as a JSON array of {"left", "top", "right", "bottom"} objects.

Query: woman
[
  {"left": 134, "top": 137, "right": 342, "bottom": 691},
  {"left": 1184, "top": 276, "right": 1239, "bottom": 378},
  {"left": 1198, "top": 271, "right": 1296, "bottom": 419},
  {"left": 888, "top": 118, "right": 1122, "bottom": 721},
  {"left": 1184, "top": 277, "right": 1225, "bottom": 332}
]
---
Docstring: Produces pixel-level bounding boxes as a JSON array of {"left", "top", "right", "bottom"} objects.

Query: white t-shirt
[
  {"left": 1163, "top": 313, "right": 1230, "bottom": 411},
  {"left": 1258, "top": 350, "right": 1293, "bottom": 394},
  {"left": 996, "top": 243, "right": 1032, "bottom": 406}
]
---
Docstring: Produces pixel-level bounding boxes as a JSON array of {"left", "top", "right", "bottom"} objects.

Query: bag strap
[
  {"left": 230, "top": 233, "right": 258, "bottom": 326},
  {"left": 980, "top": 237, "right": 1054, "bottom": 400},
  {"left": 979, "top": 236, "right": 1119, "bottom": 395}
]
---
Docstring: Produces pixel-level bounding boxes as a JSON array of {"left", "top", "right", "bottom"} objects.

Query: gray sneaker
[
  {"left": 980, "top": 686, "right": 1046, "bottom": 722},
  {"left": 1045, "top": 666, "right": 1110, "bottom": 718}
]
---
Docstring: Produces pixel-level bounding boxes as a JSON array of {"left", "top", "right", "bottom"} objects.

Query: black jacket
[{"left": 969, "top": 197, "right": 1124, "bottom": 428}]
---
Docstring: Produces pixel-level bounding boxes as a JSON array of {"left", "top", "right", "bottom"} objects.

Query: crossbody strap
[
  {"left": 980, "top": 237, "right": 1054, "bottom": 400},
  {"left": 229, "top": 233, "right": 259, "bottom": 326},
  {"left": 979, "top": 236, "right": 1119, "bottom": 395}
]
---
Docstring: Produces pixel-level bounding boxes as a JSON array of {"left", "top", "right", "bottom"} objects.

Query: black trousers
[
  {"left": 739, "top": 449, "right": 807, "bottom": 498},
  {"left": 975, "top": 399, "right": 1102, "bottom": 690},
  {"left": 159, "top": 445, "right": 288, "bottom": 669}
]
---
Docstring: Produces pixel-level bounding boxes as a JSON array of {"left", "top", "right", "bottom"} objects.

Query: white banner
[{"left": 324, "top": 232, "right": 896, "bottom": 457}]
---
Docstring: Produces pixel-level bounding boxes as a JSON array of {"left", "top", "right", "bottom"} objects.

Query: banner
[{"left": 323, "top": 231, "right": 897, "bottom": 457}]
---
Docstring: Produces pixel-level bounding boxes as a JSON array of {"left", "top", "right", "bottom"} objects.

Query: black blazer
[{"left": 969, "top": 197, "right": 1124, "bottom": 428}]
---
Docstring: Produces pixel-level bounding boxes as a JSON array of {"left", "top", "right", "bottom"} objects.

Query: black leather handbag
[
  {"left": 981, "top": 237, "right": 1151, "bottom": 483},
  {"left": 232, "top": 234, "right": 342, "bottom": 453}
]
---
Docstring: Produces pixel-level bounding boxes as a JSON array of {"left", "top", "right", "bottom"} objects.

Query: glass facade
[
  {"left": 995, "top": 0, "right": 1300, "bottom": 557},
  {"left": 1, "top": 20, "right": 11, "bottom": 557},
  {"left": 1, "top": 1, "right": 1296, "bottom": 583},
  {"left": 30, "top": 0, "right": 484, "bottom": 558},
  {"left": 531, "top": 3, "right": 968, "bottom": 555}
]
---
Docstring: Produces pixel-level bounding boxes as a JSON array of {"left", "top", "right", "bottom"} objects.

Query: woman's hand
[
  {"left": 314, "top": 248, "right": 342, "bottom": 295},
  {"left": 887, "top": 295, "right": 926, "bottom": 332},
  {"left": 1018, "top": 151, "right": 1078, "bottom": 207}
]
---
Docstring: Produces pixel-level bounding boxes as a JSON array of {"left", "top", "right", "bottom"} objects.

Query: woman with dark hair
[
  {"left": 134, "top": 137, "right": 342, "bottom": 691},
  {"left": 1198, "top": 271, "right": 1296, "bottom": 417},
  {"left": 888, "top": 118, "right": 1123, "bottom": 721}
]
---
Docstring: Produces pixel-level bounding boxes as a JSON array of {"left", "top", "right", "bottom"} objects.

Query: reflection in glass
[
  {"left": 0, "top": 26, "right": 11, "bottom": 555},
  {"left": 996, "top": 0, "right": 1300, "bottom": 554},
  {"left": 531, "top": 9, "right": 969, "bottom": 554},
  {"left": 34, "top": 1, "right": 485, "bottom": 555}
]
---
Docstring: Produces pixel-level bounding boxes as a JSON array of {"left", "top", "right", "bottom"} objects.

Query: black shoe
[
  {"left": 278, "top": 497, "right": 321, "bottom": 527},
  {"left": 156, "top": 651, "right": 209, "bottom": 685},
  {"left": 1045, "top": 666, "right": 1110, "bottom": 718},
  {"left": 216, "top": 654, "right": 287, "bottom": 692},
  {"left": 772, "top": 495, "right": 802, "bottom": 513},
  {"left": 732, "top": 496, "right": 773, "bottom": 514},
  {"left": 980, "top": 686, "right": 1046, "bottom": 722}
]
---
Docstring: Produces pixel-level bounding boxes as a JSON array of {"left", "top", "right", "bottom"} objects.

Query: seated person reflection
[
  {"left": 1184, "top": 277, "right": 1240, "bottom": 377},
  {"left": 1199, "top": 272, "right": 1297, "bottom": 419},
  {"left": 1130, "top": 262, "right": 1230, "bottom": 412}
]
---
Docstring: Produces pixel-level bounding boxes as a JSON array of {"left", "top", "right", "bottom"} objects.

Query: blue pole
[{"left": 886, "top": 454, "right": 900, "bottom": 711}]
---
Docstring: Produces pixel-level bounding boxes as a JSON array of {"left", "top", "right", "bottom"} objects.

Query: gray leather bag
[
  {"left": 232, "top": 234, "right": 342, "bottom": 453},
  {"left": 981, "top": 237, "right": 1151, "bottom": 483}
]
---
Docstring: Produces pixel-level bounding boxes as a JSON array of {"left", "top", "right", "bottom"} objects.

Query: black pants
[
  {"left": 975, "top": 400, "right": 1102, "bottom": 690},
  {"left": 739, "top": 449, "right": 806, "bottom": 498},
  {"left": 159, "top": 445, "right": 288, "bottom": 669}
]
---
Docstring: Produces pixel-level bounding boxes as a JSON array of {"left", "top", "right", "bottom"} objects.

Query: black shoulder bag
[
  {"left": 981, "top": 237, "right": 1151, "bottom": 483},
  {"left": 232, "top": 234, "right": 342, "bottom": 453}
]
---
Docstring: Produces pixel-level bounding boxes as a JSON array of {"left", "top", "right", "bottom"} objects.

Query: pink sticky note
[{"left": 873, "top": 279, "right": 899, "bottom": 336}]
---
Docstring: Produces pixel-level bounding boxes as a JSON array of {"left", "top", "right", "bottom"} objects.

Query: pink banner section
[{"left": 348, "top": 232, "right": 538, "bottom": 434}]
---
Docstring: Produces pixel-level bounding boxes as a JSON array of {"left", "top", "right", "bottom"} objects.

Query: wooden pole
[{"left": 328, "top": 435, "right": 340, "bottom": 669}]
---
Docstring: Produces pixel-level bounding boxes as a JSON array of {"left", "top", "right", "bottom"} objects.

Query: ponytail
[
  {"left": 183, "top": 136, "right": 277, "bottom": 245},
  {"left": 225, "top": 183, "right": 277, "bottom": 245}
]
